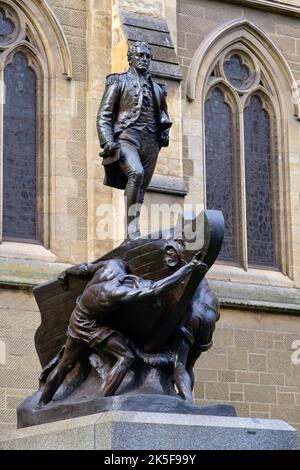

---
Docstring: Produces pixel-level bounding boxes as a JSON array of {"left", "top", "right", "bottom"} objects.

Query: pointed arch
[
  {"left": 1, "top": 40, "right": 48, "bottom": 76},
  {"left": 182, "top": 18, "right": 295, "bottom": 276},
  {"left": 1, "top": 0, "right": 72, "bottom": 79},
  {"left": 186, "top": 19, "right": 299, "bottom": 120}
]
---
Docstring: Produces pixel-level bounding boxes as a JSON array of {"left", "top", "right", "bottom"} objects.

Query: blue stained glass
[
  {"left": 205, "top": 88, "right": 237, "bottom": 262},
  {"left": 224, "top": 54, "right": 250, "bottom": 88},
  {"left": 244, "top": 95, "right": 275, "bottom": 266},
  {"left": 3, "top": 52, "right": 38, "bottom": 241},
  {"left": 0, "top": 8, "right": 14, "bottom": 42}
]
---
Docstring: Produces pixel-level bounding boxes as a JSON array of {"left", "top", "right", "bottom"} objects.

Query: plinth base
[
  {"left": 1, "top": 411, "right": 297, "bottom": 450},
  {"left": 17, "top": 393, "right": 236, "bottom": 428}
]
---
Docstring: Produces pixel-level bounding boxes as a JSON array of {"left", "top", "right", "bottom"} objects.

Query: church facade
[{"left": 0, "top": 0, "right": 300, "bottom": 441}]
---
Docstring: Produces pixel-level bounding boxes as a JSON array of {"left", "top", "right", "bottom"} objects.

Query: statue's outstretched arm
[{"left": 114, "top": 259, "right": 206, "bottom": 303}]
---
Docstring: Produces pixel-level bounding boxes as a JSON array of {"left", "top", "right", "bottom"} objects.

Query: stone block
[
  {"left": 214, "top": 328, "right": 234, "bottom": 347},
  {"left": 234, "top": 330, "right": 255, "bottom": 349},
  {"left": 0, "top": 409, "right": 16, "bottom": 424},
  {"left": 198, "top": 349, "right": 227, "bottom": 370},
  {"left": 0, "top": 412, "right": 297, "bottom": 450},
  {"left": 267, "top": 351, "right": 292, "bottom": 375},
  {"left": 233, "top": 403, "right": 250, "bottom": 418},
  {"left": 230, "top": 383, "right": 243, "bottom": 393},
  {"left": 5, "top": 396, "right": 24, "bottom": 410},
  {"left": 270, "top": 405, "right": 300, "bottom": 423},
  {"left": 196, "top": 368, "right": 217, "bottom": 382},
  {"left": 244, "top": 9, "right": 276, "bottom": 33},
  {"left": 177, "top": 2, "right": 204, "bottom": 18},
  {"left": 237, "top": 371, "right": 259, "bottom": 384},
  {"left": 218, "top": 370, "right": 236, "bottom": 383},
  {"left": 244, "top": 385, "right": 277, "bottom": 404},
  {"left": 0, "top": 390, "right": 5, "bottom": 408},
  {"left": 204, "top": 1, "right": 243, "bottom": 21},
  {"left": 205, "top": 382, "right": 229, "bottom": 401},
  {"left": 228, "top": 347, "right": 248, "bottom": 371},
  {"left": 269, "top": 34, "right": 296, "bottom": 55},
  {"left": 193, "top": 382, "right": 204, "bottom": 399},
  {"left": 230, "top": 393, "right": 244, "bottom": 402},
  {"left": 249, "top": 354, "right": 267, "bottom": 373},
  {"left": 259, "top": 373, "right": 285, "bottom": 386},
  {"left": 276, "top": 17, "right": 300, "bottom": 40},
  {"left": 277, "top": 393, "right": 295, "bottom": 406},
  {"left": 250, "top": 403, "right": 270, "bottom": 414},
  {"left": 0, "top": 369, "right": 38, "bottom": 390},
  {"left": 255, "top": 331, "right": 274, "bottom": 349},
  {"left": 64, "top": 0, "right": 86, "bottom": 11}
]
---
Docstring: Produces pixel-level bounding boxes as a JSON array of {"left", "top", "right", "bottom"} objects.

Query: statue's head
[
  {"left": 128, "top": 41, "right": 152, "bottom": 74},
  {"left": 163, "top": 240, "right": 185, "bottom": 270}
]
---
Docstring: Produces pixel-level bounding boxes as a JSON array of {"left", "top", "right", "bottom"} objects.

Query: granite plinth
[{"left": 1, "top": 411, "right": 297, "bottom": 450}]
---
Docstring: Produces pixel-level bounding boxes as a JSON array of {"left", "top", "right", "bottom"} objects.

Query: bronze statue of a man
[{"left": 97, "top": 41, "right": 172, "bottom": 240}]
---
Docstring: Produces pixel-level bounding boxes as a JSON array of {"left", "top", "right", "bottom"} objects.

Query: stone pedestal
[{"left": 0, "top": 411, "right": 297, "bottom": 450}]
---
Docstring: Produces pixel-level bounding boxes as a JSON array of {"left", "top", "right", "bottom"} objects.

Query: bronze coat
[{"left": 96, "top": 67, "right": 172, "bottom": 190}]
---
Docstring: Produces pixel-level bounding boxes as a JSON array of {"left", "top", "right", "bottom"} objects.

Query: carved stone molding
[
  {"left": 1, "top": 0, "right": 72, "bottom": 79},
  {"left": 222, "top": 0, "right": 300, "bottom": 17},
  {"left": 186, "top": 19, "right": 300, "bottom": 120}
]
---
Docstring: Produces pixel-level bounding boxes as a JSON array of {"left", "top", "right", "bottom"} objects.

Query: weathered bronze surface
[
  {"left": 96, "top": 41, "right": 172, "bottom": 240},
  {"left": 18, "top": 210, "right": 234, "bottom": 428},
  {"left": 17, "top": 43, "right": 231, "bottom": 428}
]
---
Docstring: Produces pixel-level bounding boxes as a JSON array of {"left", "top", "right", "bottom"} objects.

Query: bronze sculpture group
[{"left": 18, "top": 42, "right": 226, "bottom": 428}]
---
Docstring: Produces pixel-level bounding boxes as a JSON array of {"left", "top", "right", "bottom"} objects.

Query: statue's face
[
  {"left": 129, "top": 45, "right": 151, "bottom": 74},
  {"left": 163, "top": 243, "right": 183, "bottom": 269}
]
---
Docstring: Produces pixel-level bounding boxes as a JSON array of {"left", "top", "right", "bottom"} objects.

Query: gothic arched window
[
  {"left": 204, "top": 49, "right": 279, "bottom": 269},
  {"left": 3, "top": 52, "right": 38, "bottom": 241},
  {"left": 0, "top": 3, "right": 43, "bottom": 243}
]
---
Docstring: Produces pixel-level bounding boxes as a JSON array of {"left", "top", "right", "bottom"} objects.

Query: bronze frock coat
[{"left": 96, "top": 67, "right": 172, "bottom": 190}]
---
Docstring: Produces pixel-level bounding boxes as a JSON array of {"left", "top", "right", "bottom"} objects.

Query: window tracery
[
  {"left": 0, "top": 1, "right": 44, "bottom": 243},
  {"left": 204, "top": 47, "right": 279, "bottom": 269}
]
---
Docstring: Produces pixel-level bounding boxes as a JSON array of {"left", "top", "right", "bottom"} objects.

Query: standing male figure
[{"left": 97, "top": 41, "right": 172, "bottom": 240}]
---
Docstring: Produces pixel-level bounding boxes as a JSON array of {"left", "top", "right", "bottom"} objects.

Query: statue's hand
[
  {"left": 159, "top": 132, "right": 169, "bottom": 148},
  {"left": 57, "top": 264, "right": 90, "bottom": 290},
  {"left": 190, "top": 257, "right": 208, "bottom": 273},
  {"left": 103, "top": 141, "right": 120, "bottom": 156}
]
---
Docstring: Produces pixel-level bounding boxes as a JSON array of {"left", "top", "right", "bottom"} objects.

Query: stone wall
[
  {"left": 0, "top": 0, "right": 299, "bottom": 447},
  {"left": 194, "top": 308, "right": 300, "bottom": 440},
  {"left": 0, "top": 289, "right": 40, "bottom": 432}
]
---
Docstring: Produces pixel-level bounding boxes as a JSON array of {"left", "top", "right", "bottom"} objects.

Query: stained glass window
[
  {"left": 0, "top": 8, "right": 14, "bottom": 42},
  {"left": 205, "top": 88, "right": 237, "bottom": 262},
  {"left": 244, "top": 96, "right": 275, "bottom": 266},
  {"left": 224, "top": 54, "right": 250, "bottom": 89},
  {"left": 3, "top": 52, "right": 38, "bottom": 241}
]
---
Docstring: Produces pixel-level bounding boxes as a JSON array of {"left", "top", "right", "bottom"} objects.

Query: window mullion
[
  {"left": 0, "top": 67, "right": 3, "bottom": 244},
  {"left": 239, "top": 106, "right": 248, "bottom": 270}
]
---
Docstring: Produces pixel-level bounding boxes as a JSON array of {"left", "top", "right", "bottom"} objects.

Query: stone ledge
[
  {"left": 0, "top": 411, "right": 297, "bottom": 450},
  {"left": 0, "top": 257, "right": 71, "bottom": 288},
  {"left": 148, "top": 175, "right": 187, "bottom": 196},
  {"left": 210, "top": 279, "right": 300, "bottom": 315},
  {"left": 223, "top": 0, "right": 300, "bottom": 16}
]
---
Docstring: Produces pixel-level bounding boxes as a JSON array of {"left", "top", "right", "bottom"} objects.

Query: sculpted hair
[{"left": 127, "top": 41, "right": 152, "bottom": 62}]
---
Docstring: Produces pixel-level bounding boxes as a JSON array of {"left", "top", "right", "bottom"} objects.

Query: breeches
[{"left": 117, "top": 129, "right": 160, "bottom": 204}]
